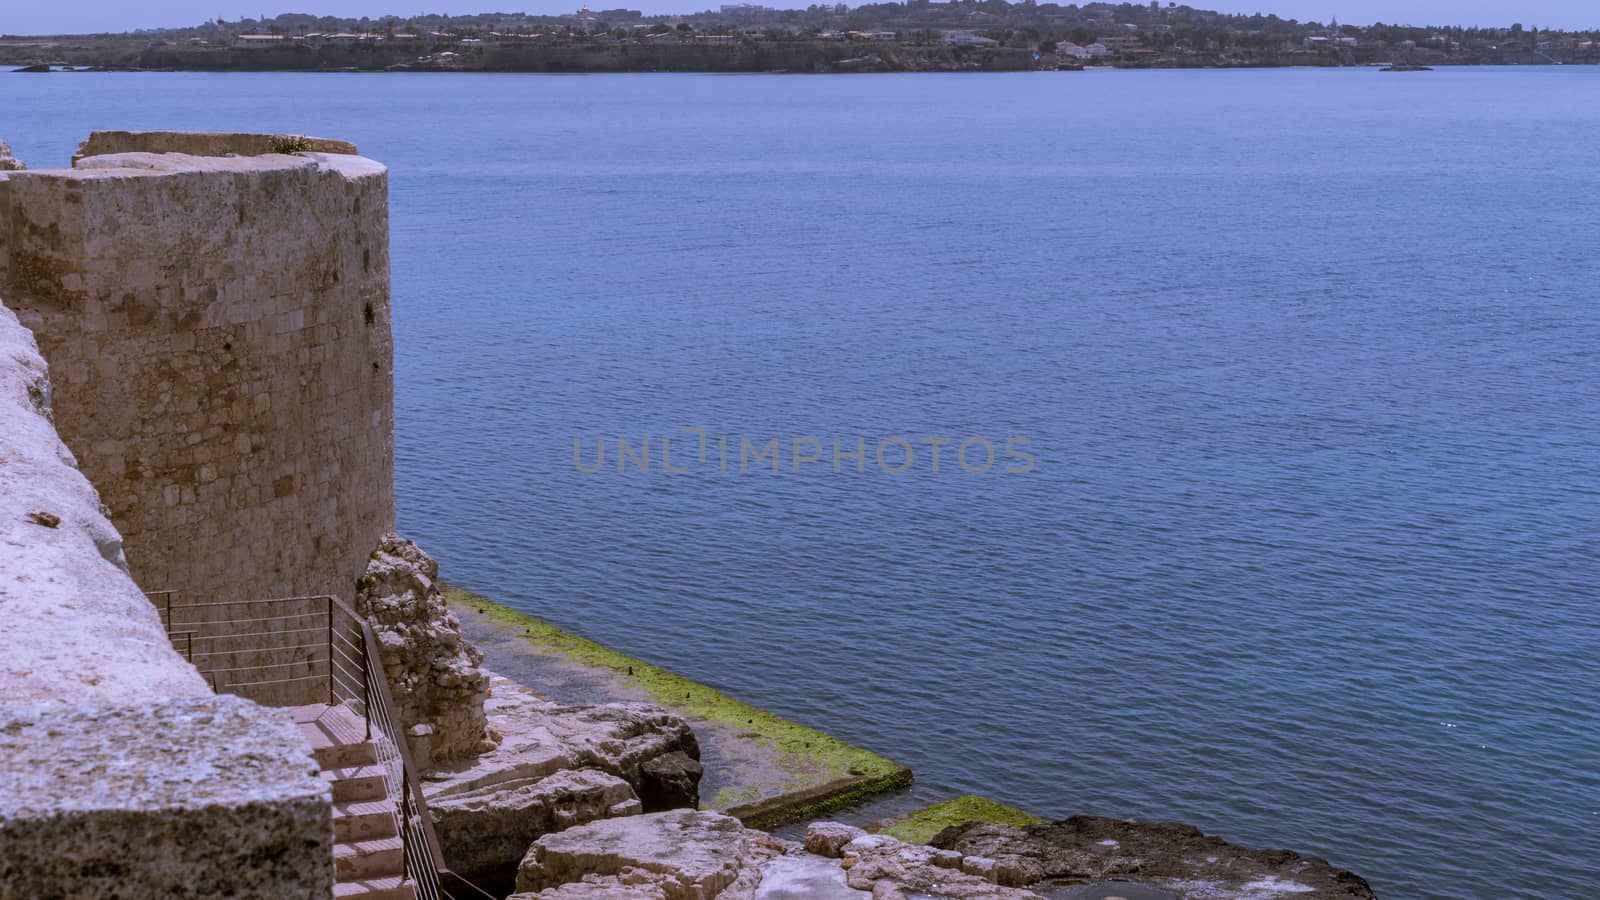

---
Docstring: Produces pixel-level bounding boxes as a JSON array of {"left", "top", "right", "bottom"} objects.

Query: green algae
[
  {"left": 442, "top": 585, "right": 909, "bottom": 821},
  {"left": 877, "top": 795, "right": 1045, "bottom": 845}
]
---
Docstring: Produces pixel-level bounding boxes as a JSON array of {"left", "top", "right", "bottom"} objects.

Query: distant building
[
  {"left": 1058, "top": 41, "right": 1090, "bottom": 60},
  {"left": 944, "top": 31, "right": 999, "bottom": 47},
  {"left": 1084, "top": 42, "right": 1109, "bottom": 57},
  {"left": 233, "top": 34, "right": 286, "bottom": 48}
]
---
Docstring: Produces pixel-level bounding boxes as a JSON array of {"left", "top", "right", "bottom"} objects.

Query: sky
[{"left": 1, "top": 0, "right": 1595, "bottom": 36}]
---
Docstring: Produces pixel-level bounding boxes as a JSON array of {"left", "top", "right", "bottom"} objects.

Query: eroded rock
[
  {"left": 429, "top": 767, "right": 640, "bottom": 890},
  {"left": 640, "top": 750, "right": 704, "bottom": 812},
  {"left": 356, "top": 534, "right": 494, "bottom": 765},
  {"left": 835, "top": 832, "right": 1036, "bottom": 899},
  {"left": 424, "top": 672, "right": 703, "bottom": 889},
  {"left": 0, "top": 138, "right": 24, "bottom": 171},
  {"left": 515, "top": 809, "right": 787, "bottom": 899},
  {"left": 930, "top": 817, "right": 1378, "bottom": 899},
  {"left": 803, "top": 821, "right": 866, "bottom": 858}
]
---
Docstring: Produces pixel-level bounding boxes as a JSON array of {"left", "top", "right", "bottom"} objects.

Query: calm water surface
[{"left": 7, "top": 69, "right": 1599, "bottom": 899}]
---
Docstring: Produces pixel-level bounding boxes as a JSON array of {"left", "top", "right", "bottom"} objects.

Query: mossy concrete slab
[
  {"left": 445, "top": 584, "right": 911, "bottom": 829},
  {"left": 875, "top": 794, "right": 1045, "bottom": 845}
]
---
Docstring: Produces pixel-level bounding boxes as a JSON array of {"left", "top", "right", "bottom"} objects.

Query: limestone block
[
  {"left": 0, "top": 695, "right": 332, "bottom": 900},
  {"left": 515, "top": 809, "right": 787, "bottom": 899}
]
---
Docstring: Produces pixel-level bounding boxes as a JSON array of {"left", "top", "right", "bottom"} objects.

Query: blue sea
[{"left": 7, "top": 68, "right": 1598, "bottom": 898}]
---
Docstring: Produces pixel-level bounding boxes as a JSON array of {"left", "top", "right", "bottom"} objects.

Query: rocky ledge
[
  {"left": 494, "top": 809, "right": 1375, "bottom": 900},
  {"left": 930, "top": 816, "right": 1378, "bottom": 899},
  {"left": 422, "top": 672, "right": 703, "bottom": 892}
]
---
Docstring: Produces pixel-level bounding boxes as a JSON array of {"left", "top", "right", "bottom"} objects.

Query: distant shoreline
[
  {"left": 5, "top": 37, "right": 1595, "bottom": 76},
  {"left": 11, "top": 60, "right": 1596, "bottom": 76}
]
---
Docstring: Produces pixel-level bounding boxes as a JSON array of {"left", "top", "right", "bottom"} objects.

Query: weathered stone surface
[
  {"left": 427, "top": 672, "right": 701, "bottom": 795},
  {"left": 750, "top": 854, "right": 862, "bottom": 899},
  {"left": 356, "top": 534, "right": 492, "bottom": 765},
  {"left": 0, "top": 694, "right": 332, "bottom": 899},
  {"left": 424, "top": 672, "right": 702, "bottom": 887},
  {"left": 429, "top": 767, "right": 641, "bottom": 890},
  {"left": 73, "top": 129, "right": 358, "bottom": 162},
  {"left": 930, "top": 817, "right": 1378, "bottom": 899},
  {"left": 640, "top": 750, "right": 704, "bottom": 812},
  {"left": 0, "top": 301, "right": 206, "bottom": 704},
  {"left": 515, "top": 809, "right": 787, "bottom": 899},
  {"left": 803, "top": 821, "right": 867, "bottom": 858},
  {"left": 1, "top": 142, "right": 394, "bottom": 623},
  {"left": 836, "top": 833, "right": 1035, "bottom": 899},
  {"left": 0, "top": 138, "right": 23, "bottom": 170},
  {"left": 511, "top": 810, "right": 1045, "bottom": 900},
  {"left": 510, "top": 885, "right": 670, "bottom": 899}
]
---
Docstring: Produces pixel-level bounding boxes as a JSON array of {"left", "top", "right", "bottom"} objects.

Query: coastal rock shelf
[
  {"left": 504, "top": 812, "right": 1378, "bottom": 899},
  {"left": 422, "top": 672, "right": 703, "bottom": 891},
  {"left": 931, "top": 817, "right": 1378, "bottom": 899}
]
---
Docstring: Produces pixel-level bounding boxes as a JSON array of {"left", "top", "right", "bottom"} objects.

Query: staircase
[
  {"left": 157, "top": 591, "right": 490, "bottom": 900},
  {"left": 294, "top": 704, "right": 416, "bottom": 900}
]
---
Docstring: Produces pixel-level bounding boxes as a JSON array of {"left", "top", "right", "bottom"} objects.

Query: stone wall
[
  {"left": 0, "top": 299, "right": 331, "bottom": 899},
  {"left": 71, "top": 129, "right": 357, "bottom": 163},
  {"left": 0, "top": 133, "right": 395, "bottom": 609}
]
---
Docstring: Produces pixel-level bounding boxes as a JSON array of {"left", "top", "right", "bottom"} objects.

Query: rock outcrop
[
  {"left": 513, "top": 809, "right": 788, "bottom": 899},
  {"left": 0, "top": 138, "right": 23, "bottom": 170},
  {"left": 424, "top": 672, "right": 703, "bottom": 890},
  {"left": 805, "top": 823, "right": 1040, "bottom": 899},
  {"left": 639, "top": 750, "right": 704, "bottom": 812},
  {"left": 428, "top": 767, "right": 641, "bottom": 891},
  {"left": 505, "top": 811, "right": 1044, "bottom": 900},
  {"left": 356, "top": 535, "right": 494, "bottom": 765},
  {"left": 930, "top": 817, "right": 1378, "bottom": 899}
]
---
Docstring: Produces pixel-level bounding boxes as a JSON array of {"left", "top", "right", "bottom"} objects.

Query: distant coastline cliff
[{"left": 5, "top": 4, "right": 1596, "bottom": 75}]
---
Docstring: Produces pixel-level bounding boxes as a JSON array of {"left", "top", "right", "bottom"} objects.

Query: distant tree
[{"left": 1038, "top": 37, "right": 1057, "bottom": 52}]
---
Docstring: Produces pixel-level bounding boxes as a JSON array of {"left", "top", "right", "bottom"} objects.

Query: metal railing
[{"left": 154, "top": 591, "right": 493, "bottom": 900}]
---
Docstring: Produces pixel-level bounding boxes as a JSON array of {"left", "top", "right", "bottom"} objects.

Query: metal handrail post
[
  {"left": 401, "top": 779, "right": 411, "bottom": 880},
  {"left": 361, "top": 624, "right": 372, "bottom": 741},
  {"left": 326, "top": 595, "right": 335, "bottom": 706}
]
